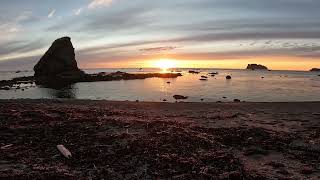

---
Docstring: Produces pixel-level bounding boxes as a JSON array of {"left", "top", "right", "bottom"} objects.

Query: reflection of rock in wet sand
[{"left": 40, "top": 85, "right": 77, "bottom": 99}]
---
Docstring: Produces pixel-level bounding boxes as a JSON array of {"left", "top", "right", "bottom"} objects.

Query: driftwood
[{"left": 57, "top": 145, "right": 72, "bottom": 158}]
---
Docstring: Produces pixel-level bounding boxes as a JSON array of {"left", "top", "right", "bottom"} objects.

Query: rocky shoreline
[
  {"left": 1, "top": 100, "right": 320, "bottom": 179},
  {"left": 0, "top": 71, "right": 182, "bottom": 90}
]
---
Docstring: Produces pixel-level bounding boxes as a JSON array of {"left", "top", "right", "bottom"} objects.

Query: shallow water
[{"left": 1, "top": 68, "right": 320, "bottom": 102}]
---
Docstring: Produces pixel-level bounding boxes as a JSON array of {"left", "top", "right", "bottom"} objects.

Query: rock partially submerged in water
[
  {"left": 189, "top": 70, "right": 200, "bottom": 74},
  {"left": 310, "top": 68, "right": 320, "bottom": 72},
  {"left": 34, "top": 37, "right": 85, "bottom": 83},
  {"left": 246, "top": 64, "right": 268, "bottom": 70},
  {"left": 173, "top": 95, "right": 188, "bottom": 100}
]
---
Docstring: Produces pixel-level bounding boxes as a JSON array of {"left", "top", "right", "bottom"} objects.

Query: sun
[{"left": 153, "top": 59, "right": 177, "bottom": 71}]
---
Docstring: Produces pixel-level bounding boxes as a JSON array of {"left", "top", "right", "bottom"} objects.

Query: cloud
[
  {"left": 48, "top": 9, "right": 56, "bottom": 18},
  {"left": 74, "top": 8, "right": 83, "bottom": 16},
  {"left": 140, "top": 46, "right": 177, "bottom": 54},
  {"left": 88, "top": 0, "right": 113, "bottom": 9}
]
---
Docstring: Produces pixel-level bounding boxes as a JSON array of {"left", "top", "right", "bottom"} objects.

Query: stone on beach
[
  {"left": 226, "top": 75, "right": 232, "bottom": 80},
  {"left": 234, "top": 99, "right": 241, "bottom": 102}
]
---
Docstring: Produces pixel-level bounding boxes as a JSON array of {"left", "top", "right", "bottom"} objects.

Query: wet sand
[{"left": 1, "top": 100, "right": 320, "bottom": 179}]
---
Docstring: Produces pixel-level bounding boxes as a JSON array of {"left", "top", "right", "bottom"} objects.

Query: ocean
[{"left": 0, "top": 68, "right": 319, "bottom": 102}]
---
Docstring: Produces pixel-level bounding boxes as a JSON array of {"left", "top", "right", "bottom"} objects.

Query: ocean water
[{"left": 0, "top": 68, "right": 320, "bottom": 102}]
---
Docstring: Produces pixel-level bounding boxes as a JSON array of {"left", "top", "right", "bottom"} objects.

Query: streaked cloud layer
[{"left": 0, "top": 0, "right": 319, "bottom": 70}]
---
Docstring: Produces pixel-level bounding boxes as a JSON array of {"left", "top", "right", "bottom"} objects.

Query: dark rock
[
  {"left": 261, "top": 77, "right": 265, "bottom": 79},
  {"left": 15, "top": 71, "right": 21, "bottom": 73},
  {"left": 167, "top": 82, "right": 171, "bottom": 84},
  {"left": 223, "top": 97, "right": 227, "bottom": 99},
  {"left": 246, "top": 64, "right": 268, "bottom": 70},
  {"left": 173, "top": 95, "right": 188, "bottom": 100},
  {"left": 0, "top": 86, "right": 10, "bottom": 90},
  {"left": 226, "top": 75, "right": 232, "bottom": 80},
  {"left": 310, "top": 68, "right": 320, "bottom": 72},
  {"left": 234, "top": 99, "right": 241, "bottom": 102},
  {"left": 188, "top": 70, "right": 200, "bottom": 74},
  {"left": 199, "top": 78, "right": 208, "bottom": 81},
  {"left": 201, "top": 76, "right": 208, "bottom": 78},
  {"left": 209, "top": 72, "right": 219, "bottom": 75},
  {"left": 200, "top": 98, "right": 204, "bottom": 101},
  {"left": 162, "top": 99, "right": 167, "bottom": 102},
  {"left": 34, "top": 37, "right": 85, "bottom": 82}
]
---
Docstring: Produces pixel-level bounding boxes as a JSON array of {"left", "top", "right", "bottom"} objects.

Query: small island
[
  {"left": 310, "top": 68, "right": 320, "bottom": 72},
  {"left": 246, "top": 64, "right": 268, "bottom": 70}
]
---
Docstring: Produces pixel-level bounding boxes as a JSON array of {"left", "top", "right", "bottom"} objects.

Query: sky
[{"left": 0, "top": 0, "right": 320, "bottom": 71}]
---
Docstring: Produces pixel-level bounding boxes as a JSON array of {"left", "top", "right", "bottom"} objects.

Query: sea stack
[
  {"left": 246, "top": 64, "right": 268, "bottom": 70},
  {"left": 34, "top": 37, "right": 85, "bottom": 83}
]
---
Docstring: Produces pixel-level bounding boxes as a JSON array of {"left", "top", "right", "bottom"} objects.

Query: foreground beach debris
[
  {"left": 57, "top": 145, "right": 72, "bottom": 159},
  {"left": 1, "top": 100, "right": 320, "bottom": 179}
]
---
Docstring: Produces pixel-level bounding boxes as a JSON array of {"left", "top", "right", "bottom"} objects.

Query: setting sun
[{"left": 153, "top": 59, "right": 177, "bottom": 70}]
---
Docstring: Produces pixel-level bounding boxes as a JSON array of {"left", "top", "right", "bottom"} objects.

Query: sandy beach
[{"left": 1, "top": 100, "right": 320, "bottom": 179}]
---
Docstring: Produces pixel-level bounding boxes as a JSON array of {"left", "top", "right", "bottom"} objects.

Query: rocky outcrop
[
  {"left": 189, "top": 70, "right": 200, "bottom": 74},
  {"left": 34, "top": 37, "right": 85, "bottom": 83},
  {"left": 310, "top": 68, "right": 320, "bottom": 72},
  {"left": 246, "top": 64, "right": 268, "bottom": 70},
  {"left": 173, "top": 95, "right": 188, "bottom": 100}
]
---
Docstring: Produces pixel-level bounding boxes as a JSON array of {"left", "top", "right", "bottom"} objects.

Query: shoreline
[{"left": 1, "top": 100, "right": 320, "bottom": 179}]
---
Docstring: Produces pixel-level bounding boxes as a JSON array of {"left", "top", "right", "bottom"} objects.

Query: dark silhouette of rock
[
  {"left": 173, "top": 95, "right": 188, "bottom": 100},
  {"left": 34, "top": 37, "right": 85, "bottom": 82},
  {"left": 199, "top": 78, "right": 208, "bottom": 81},
  {"left": 209, "top": 72, "right": 219, "bottom": 75},
  {"left": 246, "top": 64, "right": 268, "bottom": 70},
  {"left": 0, "top": 86, "right": 10, "bottom": 90},
  {"left": 234, "top": 99, "right": 241, "bottom": 102},
  {"left": 310, "top": 68, "right": 320, "bottom": 72},
  {"left": 189, "top": 70, "right": 200, "bottom": 74},
  {"left": 226, "top": 75, "right": 232, "bottom": 80},
  {"left": 201, "top": 76, "right": 208, "bottom": 78}
]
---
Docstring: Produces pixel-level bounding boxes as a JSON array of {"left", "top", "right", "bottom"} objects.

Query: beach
[{"left": 1, "top": 100, "right": 320, "bottom": 179}]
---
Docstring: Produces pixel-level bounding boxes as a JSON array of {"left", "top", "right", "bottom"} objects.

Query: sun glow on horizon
[{"left": 153, "top": 59, "right": 177, "bottom": 71}]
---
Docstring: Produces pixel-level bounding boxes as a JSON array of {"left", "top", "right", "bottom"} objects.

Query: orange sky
[{"left": 81, "top": 56, "right": 320, "bottom": 71}]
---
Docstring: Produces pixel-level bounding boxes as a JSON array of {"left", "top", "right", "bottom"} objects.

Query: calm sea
[{"left": 0, "top": 68, "right": 319, "bottom": 102}]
